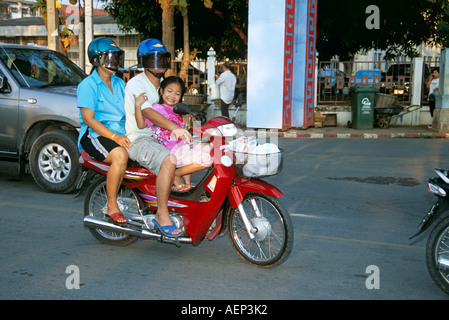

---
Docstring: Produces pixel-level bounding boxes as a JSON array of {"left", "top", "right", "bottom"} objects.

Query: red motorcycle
[{"left": 79, "top": 103, "right": 293, "bottom": 267}]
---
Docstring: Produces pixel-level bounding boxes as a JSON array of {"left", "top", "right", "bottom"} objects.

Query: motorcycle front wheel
[
  {"left": 84, "top": 176, "right": 139, "bottom": 246},
  {"left": 426, "top": 216, "right": 449, "bottom": 295},
  {"left": 227, "top": 193, "right": 294, "bottom": 268}
]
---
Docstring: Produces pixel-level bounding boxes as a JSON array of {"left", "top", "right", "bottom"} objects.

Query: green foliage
[
  {"left": 433, "top": 0, "right": 449, "bottom": 47},
  {"left": 102, "top": 0, "right": 162, "bottom": 39},
  {"left": 101, "top": 0, "right": 247, "bottom": 60},
  {"left": 317, "top": 0, "right": 445, "bottom": 61}
]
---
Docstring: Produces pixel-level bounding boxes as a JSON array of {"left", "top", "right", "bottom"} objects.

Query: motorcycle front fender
[
  {"left": 410, "top": 197, "right": 449, "bottom": 239},
  {"left": 227, "top": 178, "right": 283, "bottom": 208}
]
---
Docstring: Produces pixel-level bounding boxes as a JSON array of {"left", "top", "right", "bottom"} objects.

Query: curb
[{"left": 278, "top": 132, "right": 449, "bottom": 139}]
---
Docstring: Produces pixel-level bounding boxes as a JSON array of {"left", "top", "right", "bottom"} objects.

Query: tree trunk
[
  {"left": 38, "top": 5, "right": 68, "bottom": 56},
  {"left": 179, "top": 11, "right": 190, "bottom": 87},
  {"left": 162, "top": 0, "right": 175, "bottom": 76}
]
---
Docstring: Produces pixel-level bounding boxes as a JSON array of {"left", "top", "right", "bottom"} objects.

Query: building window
[{"left": 117, "top": 35, "right": 140, "bottom": 48}]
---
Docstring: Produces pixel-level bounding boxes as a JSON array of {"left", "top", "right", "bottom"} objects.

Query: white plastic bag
[
  {"left": 228, "top": 136, "right": 258, "bottom": 164},
  {"left": 242, "top": 143, "right": 281, "bottom": 177}
]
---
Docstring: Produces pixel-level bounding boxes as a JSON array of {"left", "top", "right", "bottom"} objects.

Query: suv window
[{"left": 0, "top": 47, "right": 85, "bottom": 88}]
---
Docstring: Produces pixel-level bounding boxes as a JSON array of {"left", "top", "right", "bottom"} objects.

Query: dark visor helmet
[
  {"left": 88, "top": 37, "right": 124, "bottom": 71},
  {"left": 137, "top": 39, "right": 171, "bottom": 71}
]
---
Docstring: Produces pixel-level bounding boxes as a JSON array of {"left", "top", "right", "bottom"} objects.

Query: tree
[
  {"left": 101, "top": 0, "right": 248, "bottom": 60},
  {"left": 433, "top": 0, "right": 449, "bottom": 47},
  {"left": 316, "top": 0, "right": 445, "bottom": 61},
  {"left": 33, "top": 0, "right": 79, "bottom": 56},
  {"left": 186, "top": 0, "right": 247, "bottom": 59},
  {"left": 160, "top": 0, "right": 175, "bottom": 75}
]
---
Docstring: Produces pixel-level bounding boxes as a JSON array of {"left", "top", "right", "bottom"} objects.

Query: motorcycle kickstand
[{"left": 157, "top": 235, "right": 181, "bottom": 248}]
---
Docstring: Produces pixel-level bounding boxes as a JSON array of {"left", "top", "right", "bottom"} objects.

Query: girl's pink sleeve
[
  {"left": 144, "top": 117, "right": 152, "bottom": 128},
  {"left": 144, "top": 103, "right": 163, "bottom": 128}
]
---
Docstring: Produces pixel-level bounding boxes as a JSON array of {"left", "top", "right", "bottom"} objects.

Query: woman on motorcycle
[
  {"left": 77, "top": 38, "right": 130, "bottom": 224},
  {"left": 134, "top": 76, "right": 212, "bottom": 192}
]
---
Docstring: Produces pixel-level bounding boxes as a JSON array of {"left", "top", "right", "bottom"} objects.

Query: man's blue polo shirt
[{"left": 77, "top": 68, "right": 126, "bottom": 150}]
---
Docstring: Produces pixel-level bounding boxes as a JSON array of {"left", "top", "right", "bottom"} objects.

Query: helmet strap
[{"left": 147, "top": 69, "right": 166, "bottom": 79}]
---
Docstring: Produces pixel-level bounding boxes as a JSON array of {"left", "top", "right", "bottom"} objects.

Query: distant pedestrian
[
  {"left": 216, "top": 62, "right": 237, "bottom": 118},
  {"left": 427, "top": 67, "right": 439, "bottom": 128}
]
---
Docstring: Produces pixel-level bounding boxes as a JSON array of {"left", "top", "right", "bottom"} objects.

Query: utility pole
[
  {"left": 47, "top": 0, "right": 59, "bottom": 51},
  {"left": 85, "top": 0, "right": 93, "bottom": 72}
]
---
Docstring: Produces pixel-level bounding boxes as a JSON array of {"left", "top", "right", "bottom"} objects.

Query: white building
[
  {"left": 0, "top": 0, "right": 40, "bottom": 20},
  {"left": 0, "top": 7, "right": 139, "bottom": 68}
]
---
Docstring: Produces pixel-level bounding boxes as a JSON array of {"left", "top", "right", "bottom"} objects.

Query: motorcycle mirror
[{"left": 173, "top": 102, "right": 191, "bottom": 115}]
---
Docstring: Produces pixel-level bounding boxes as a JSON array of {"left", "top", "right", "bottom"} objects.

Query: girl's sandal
[{"left": 172, "top": 184, "right": 194, "bottom": 193}]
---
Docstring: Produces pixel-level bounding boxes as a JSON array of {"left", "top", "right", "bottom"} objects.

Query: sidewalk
[{"left": 278, "top": 126, "right": 449, "bottom": 139}]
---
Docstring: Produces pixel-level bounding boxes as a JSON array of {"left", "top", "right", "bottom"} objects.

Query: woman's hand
[{"left": 112, "top": 134, "right": 132, "bottom": 150}]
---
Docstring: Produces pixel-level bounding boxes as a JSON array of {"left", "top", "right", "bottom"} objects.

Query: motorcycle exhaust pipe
[
  {"left": 438, "top": 256, "right": 449, "bottom": 273},
  {"left": 83, "top": 216, "right": 192, "bottom": 244}
]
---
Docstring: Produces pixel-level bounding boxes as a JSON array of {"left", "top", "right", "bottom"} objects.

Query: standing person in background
[
  {"left": 216, "top": 62, "right": 237, "bottom": 118},
  {"left": 427, "top": 67, "right": 439, "bottom": 129}
]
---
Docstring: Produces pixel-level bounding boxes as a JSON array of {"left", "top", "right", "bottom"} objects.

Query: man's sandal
[{"left": 152, "top": 219, "right": 182, "bottom": 238}]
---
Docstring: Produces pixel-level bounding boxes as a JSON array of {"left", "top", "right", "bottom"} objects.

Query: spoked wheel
[
  {"left": 426, "top": 216, "right": 449, "bottom": 295},
  {"left": 375, "top": 115, "right": 390, "bottom": 128},
  {"left": 227, "top": 193, "right": 294, "bottom": 267},
  {"left": 84, "top": 176, "right": 139, "bottom": 246}
]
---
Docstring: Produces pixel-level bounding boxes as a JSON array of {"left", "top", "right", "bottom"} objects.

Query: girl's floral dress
[{"left": 144, "top": 103, "right": 212, "bottom": 168}]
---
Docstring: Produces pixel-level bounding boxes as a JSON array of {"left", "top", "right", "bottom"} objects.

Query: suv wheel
[{"left": 29, "top": 130, "right": 81, "bottom": 193}]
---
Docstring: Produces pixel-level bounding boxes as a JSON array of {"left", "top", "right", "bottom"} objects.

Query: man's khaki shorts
[{"left": 128, "top": 136, "right": 171, "bottom": 175}]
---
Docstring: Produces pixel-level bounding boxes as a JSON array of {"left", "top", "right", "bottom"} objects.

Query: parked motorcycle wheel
[
  {"left": 84, "top": 176, "right": 139, "bottom": 246},
  {"left": 426, "top": 216, "right": 449, "bottom": 295},
  {"left": 227, "top": 193, "right": 294, "bottom": 267}
]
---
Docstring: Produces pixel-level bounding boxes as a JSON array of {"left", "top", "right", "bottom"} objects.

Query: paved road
[{"left": 0, "top": 138, "right": 448, "bottom": 301}]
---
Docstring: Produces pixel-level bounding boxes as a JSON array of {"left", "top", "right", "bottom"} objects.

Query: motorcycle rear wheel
[
  {"left": 426, "top": 216, "right": 449, "bottom": 295},
  {"left": 84, "top": 176, "right": 139, "bottom": 246},
  {"left": 227, "top": 193, "right": 294, "bottom": 267}
]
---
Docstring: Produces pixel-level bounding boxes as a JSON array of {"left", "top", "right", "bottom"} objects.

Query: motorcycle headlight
[
  {"left": 427, "top": 182, "right": 447, "bottom": 197},
  {"left": 218, "top": 123, "right": 238, "bottom": 137},
  {"left": 205, "top": 123, "right": 238, "bottom": 137}
]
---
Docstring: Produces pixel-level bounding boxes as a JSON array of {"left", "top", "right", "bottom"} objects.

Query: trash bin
[{"left": 350, "top": 86, "right": 378, "bottom": 129}]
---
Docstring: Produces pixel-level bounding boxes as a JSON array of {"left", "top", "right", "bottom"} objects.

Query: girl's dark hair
[{"left": 158, "top": 76, "right": 186, "bottom": 104}]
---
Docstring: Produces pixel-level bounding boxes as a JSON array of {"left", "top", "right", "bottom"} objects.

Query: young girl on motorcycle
[{"left": 134, "top": 76, "right": 212, "bottom": 192}]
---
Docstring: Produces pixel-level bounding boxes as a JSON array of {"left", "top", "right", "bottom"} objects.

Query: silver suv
[{"left": 0, "top": 43, "right": 86, "bottom": 193}]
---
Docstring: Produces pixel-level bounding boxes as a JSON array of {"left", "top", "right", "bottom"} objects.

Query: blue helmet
[
  {"left": 137, "top": 39, "right": 171, "bottom": 71},
  {"left": 87, "top": 37, "right": 124, "bottom": 71}
]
